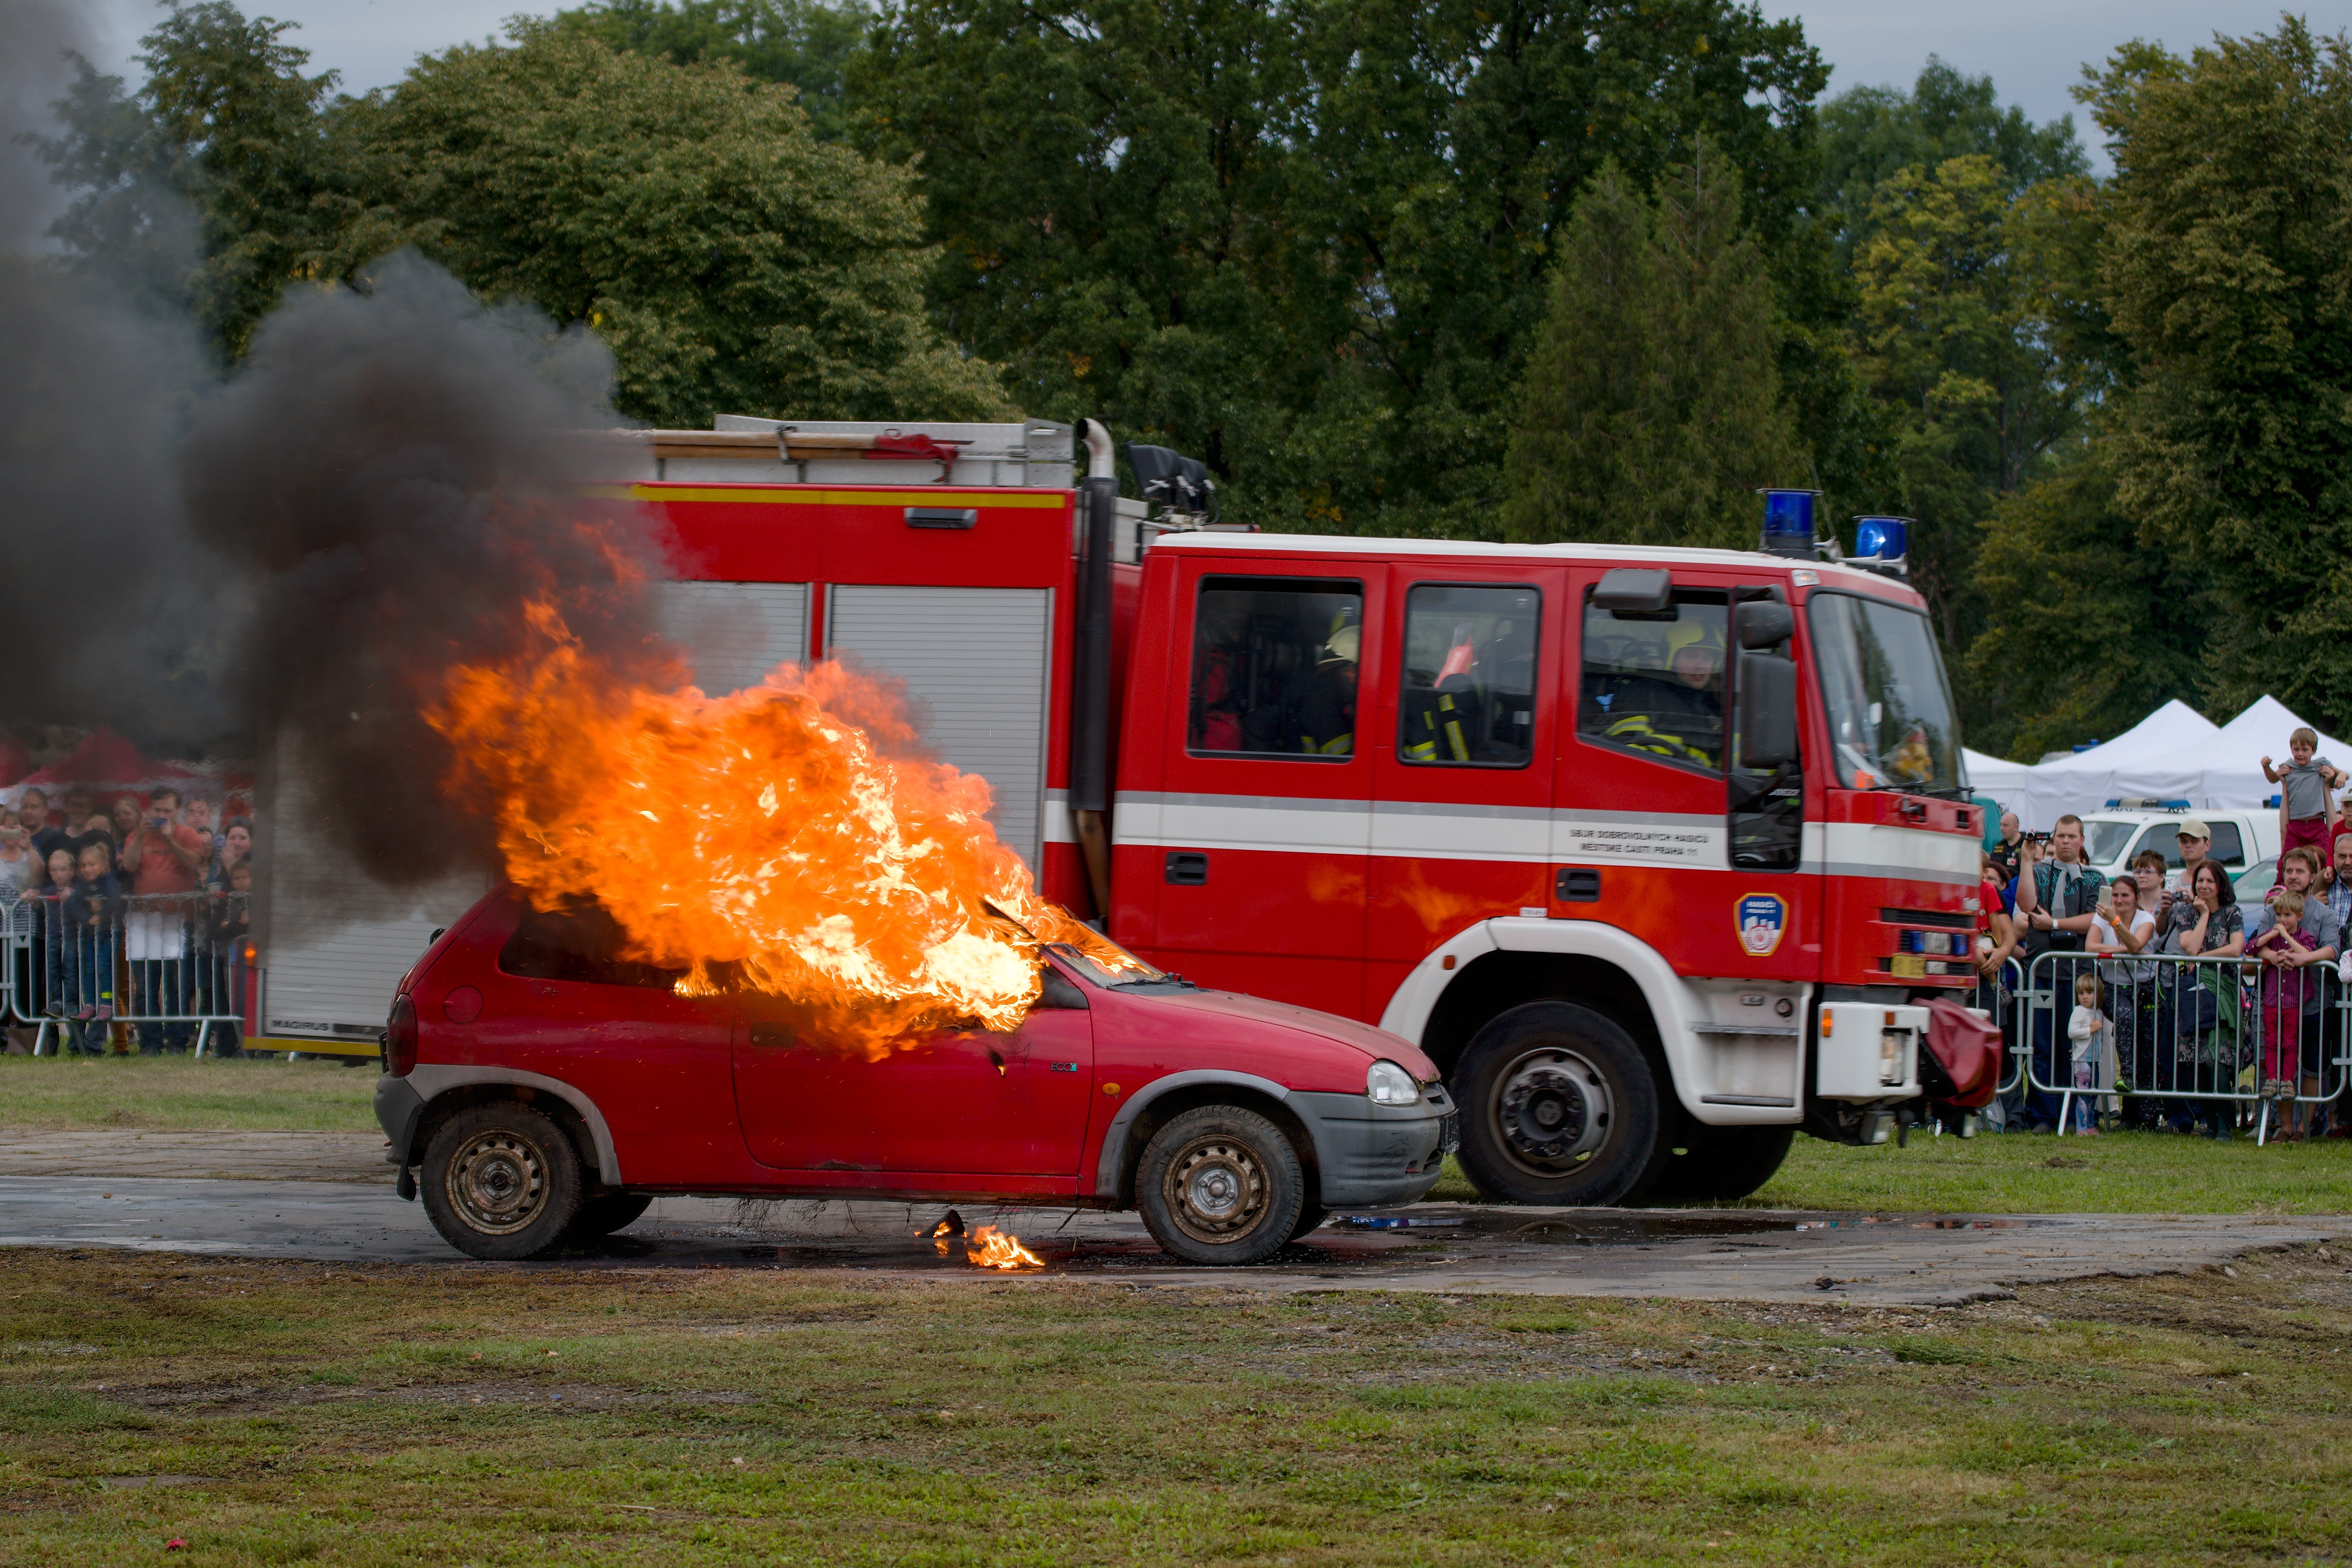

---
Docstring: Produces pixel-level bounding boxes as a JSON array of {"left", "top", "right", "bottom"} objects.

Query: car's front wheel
[
  {"left": 1136, "top": 1105, "right": 1306, "bottom": 1266},
  {"left": 419, "top": 1103, "right": 583, "bottom": 1260},
  {"left": 1453, "top": 1001, "right": 1668, "bottom": 1206}
]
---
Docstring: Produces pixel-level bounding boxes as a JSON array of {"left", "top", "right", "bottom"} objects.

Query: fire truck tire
[
  {"left": 1135, "top": 1105, "right": 1306, "bottom": 1266},
  {"left": 1452, "top": 1002, "right": 1666, "bottom": 1207},
  {"left": 419, "top": 1103, "right": 584, "bottom": 1260},
  {"left": 564, "top": 1190, "right": 654, "bottom": 1242},
  {"left": 1644, "top": 1125, "right": 1796, "bottom": 1203}
]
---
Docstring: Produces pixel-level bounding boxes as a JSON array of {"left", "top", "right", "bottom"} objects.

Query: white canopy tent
[{"left": 1971, "top": 696, "right": 2352, "bottom": 829}]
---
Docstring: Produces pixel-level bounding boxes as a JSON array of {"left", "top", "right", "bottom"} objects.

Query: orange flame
[
  {"left": 966, "top": 1225, "right": 1043, "bottom": 1269},
  {"left": 427, "top": 597, "right": 1133, "bottom": 1054}
]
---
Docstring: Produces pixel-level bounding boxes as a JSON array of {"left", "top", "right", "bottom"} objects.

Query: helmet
[
  {"left": 1323, "top": 625, "right": 1361, "bottom": 664},
  {"left": 1664, "top": 619, "right": 1723, "bottom": 659}
]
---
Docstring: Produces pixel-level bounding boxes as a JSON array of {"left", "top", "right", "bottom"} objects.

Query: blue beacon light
[
  {"left": 1853, "top": 514, "right": 1911, "bottom": 562},
  {"left": 1759, "top": 489, "right": 1817, "bottom": 558}
]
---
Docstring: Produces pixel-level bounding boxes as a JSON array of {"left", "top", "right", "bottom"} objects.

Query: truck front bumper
[{"left": 1291, "top": 1086, "right": 1457, "bottom": 1208}]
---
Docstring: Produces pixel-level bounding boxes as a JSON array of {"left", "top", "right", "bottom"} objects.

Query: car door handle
[
  {"left": 746, "top": 1023, "right": 796, "bottom": 1048},
  {"left": 1165, "top": 852, "right": 1209, "bottom": 885}
]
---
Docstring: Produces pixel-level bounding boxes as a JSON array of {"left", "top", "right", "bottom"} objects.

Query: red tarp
[{"left": 8, "top": 728, "right": 253, "bottom": 810}]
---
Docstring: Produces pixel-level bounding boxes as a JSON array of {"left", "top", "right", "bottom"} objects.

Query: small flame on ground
[
  {"left": 428, "top": 594, "right": 1141, "bottom": 1054},
  {"left": 966, "top": 1225, "right": 1042, "bottom": 1270}
]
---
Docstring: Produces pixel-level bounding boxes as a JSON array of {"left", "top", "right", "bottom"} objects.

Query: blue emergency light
[
  {"left": 1853, "top": 514, "right": 1911, "bottom": 561},
  {"left": 1759, "top": 490, "right": 1818, "bottom": 558}
]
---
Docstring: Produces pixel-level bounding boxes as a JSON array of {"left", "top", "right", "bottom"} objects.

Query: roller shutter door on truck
[
  {"left": 258, "top": 732, "right": 490, "bottom": 1048},
  {"left": 257, "top": 581, "right": 812, "bottom": 1048},
  {"left": 826, "top": 585, "right": 1052, "bottom": 874}
]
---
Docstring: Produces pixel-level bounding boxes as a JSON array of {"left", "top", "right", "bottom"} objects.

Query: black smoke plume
[{"left": 0, "top": 9, "right": 672, "bottom": 887}]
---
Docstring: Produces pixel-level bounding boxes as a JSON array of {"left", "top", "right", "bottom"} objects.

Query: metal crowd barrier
[
  {"left": 1969, "top": 955, "right": 2028, "bottom": 1102},
  {"left": 2016, "top": 947, "right": 2350, "bottom": 1143},
  {"left": 3, "top": 890, "right": 252, "bottom": 1057}
]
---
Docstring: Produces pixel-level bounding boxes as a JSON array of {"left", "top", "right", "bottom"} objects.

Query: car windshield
[
  {"left": 2083, "top": 820, "right": 2139, "bottom": 865},
  {"left": 1808, "top": 592, "right": 1963, "bottom": 794},
  {"left": 1045, "top": 939, "right": 1170, "bottom": 988}
]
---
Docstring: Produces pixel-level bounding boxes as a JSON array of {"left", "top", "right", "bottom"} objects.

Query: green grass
[
  {"left": 0, "top": 1243, "right": 2346, "bottom": 1564},
  {"left": 0, "top": 1054, "right": 378, "bottom": 1132},
  {"left": 1425, "top": 1128, "right": 2352, "bottom": 1215}
]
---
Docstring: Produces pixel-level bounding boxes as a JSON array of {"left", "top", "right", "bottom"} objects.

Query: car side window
[
  {"left": 1578, "top": 589, "right": 1727, "bottom": 775},
  {"left": 1397, "top": 583, "right": 1539, "bottom": 767},
  {"left": 2208, "top": 822, "right": 2245, "bottom": 863},
  {"left": 1188, "top": 575, "right": 1364, "bottom": 759},
  {"left": 499, "top": 900, "right": 684, "bottom": 990}
]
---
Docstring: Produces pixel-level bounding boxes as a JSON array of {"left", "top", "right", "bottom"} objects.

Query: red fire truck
[{"left": 263, "top": 415, "right": 1982, "bottom": 1204}]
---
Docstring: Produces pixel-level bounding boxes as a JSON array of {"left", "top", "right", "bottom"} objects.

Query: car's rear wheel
[
  {"left": 420, "top": 1103, "right": 583, "bottom": 1260},
  {"left": 1643, "top": 1125, "right": 1795, "bottom": 1204},
  {"left": 564, "top": 1190, "right": 653, "bottom": 1242},
  {"left": 1453, "top": 1001, "right": 1668, "bottom": 1206},
  {"left": 1136, "top": 1105, "right": 1305, "bottom": 1266}
]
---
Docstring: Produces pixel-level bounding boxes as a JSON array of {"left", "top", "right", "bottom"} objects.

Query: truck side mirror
[
  {"left": 1736, "top": 601, "right": 1794, "bottom": 650},
  {"left": 1736, "top": 651, "right": 1799, "bottom": 769}
]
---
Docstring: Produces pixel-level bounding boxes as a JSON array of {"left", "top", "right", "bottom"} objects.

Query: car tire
[
  {"left": 419, "top": 1102, "right": 583, "bottom": 1260},
  {"left": 565, "top": 1190, "right": 653, "bottom": 1242},
  {"left": 1453, "top": 1001, "right": 1668, "bottom": 1206},
  {"left": 1135, "top": 1105, "right": 1305, "bottom": 1266},
  {"left": 1643, "top": 1125, "right": 1795, "bottom": 1204},
  {"left": 1287, "top": 1205, "right": 1332, "bottom": 1242}
]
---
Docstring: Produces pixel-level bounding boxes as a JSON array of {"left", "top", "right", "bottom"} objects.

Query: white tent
[
  {"left": 1998, "top": 700, "right": 2222, "bottom": 829},
  {"left": 1983, "top": 695, "right": 2352, "bottom": 828},
  {"left": 1963, "top": 747, "right": 2031, "bottom": 800}
]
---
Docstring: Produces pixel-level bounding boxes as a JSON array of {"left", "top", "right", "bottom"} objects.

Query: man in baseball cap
[{"left": 2167, "top": 820, "right": 2211, "bottom": 901}]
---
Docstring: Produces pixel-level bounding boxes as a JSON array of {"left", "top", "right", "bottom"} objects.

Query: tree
[
  {"left": 1964, "top": 446, "right": 2216, "bottom": 759},
  {"left": 33, "top": 2, "right": 346, "bottom": 360},
  {"left": 2082, "top": 19, "right": 2352, "bottom": 730},
  {"left": 1503, "top": 145, "right": 1804, "bottom": 548},
  {"left": 853, "top": 0, "right": 1826, "bottom": 536},
  {"left": 340, "top": 22, "right": 1004, "bottom": 426},
  {"left": 552, "top": 0, "right": 872, "bottom": 141}
]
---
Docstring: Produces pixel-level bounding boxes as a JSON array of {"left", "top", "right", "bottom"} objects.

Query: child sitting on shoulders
[{"left": 2264, "top": 726, "right": 2344, "bottom": 875}]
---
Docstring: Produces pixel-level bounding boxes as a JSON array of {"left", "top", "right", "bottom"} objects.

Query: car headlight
[{"left": 1366, "top": 1060, "right": 1421, "bottom": 1106}]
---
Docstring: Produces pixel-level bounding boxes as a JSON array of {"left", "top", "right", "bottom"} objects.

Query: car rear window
[{"left": 498, "top": 901, "right": 685, "bottom": 990}]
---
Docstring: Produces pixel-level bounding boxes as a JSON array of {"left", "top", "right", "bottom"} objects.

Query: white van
[{"left": 2074, "top": 806, "right": 2280, "bottom": 885}]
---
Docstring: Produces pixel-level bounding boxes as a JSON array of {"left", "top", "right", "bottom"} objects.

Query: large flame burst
[{"left": 428, "top": 599, "right": 1120, "bottom": 1055}]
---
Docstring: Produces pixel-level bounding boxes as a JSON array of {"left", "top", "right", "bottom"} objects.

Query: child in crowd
[
  {"left": 62, "top": 840, "right": 122, "bottom": 1032},
  {"left": 2248, "top": 887, "right": 2320, "bottom": 1132},
  {"left": 2065, "top": 970, "right": 2107, "bottom": 1136},
  {"left": 2263, "top": 727, "right": 2344, "bottom": 872}
]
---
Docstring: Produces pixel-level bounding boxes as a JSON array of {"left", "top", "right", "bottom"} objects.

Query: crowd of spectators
[
  {"left": 1973, "top": 725, "right": 2348, "bottom": 1142},
  {"left": 0, "top": 782, "right": 256, "bottom": 1057}
]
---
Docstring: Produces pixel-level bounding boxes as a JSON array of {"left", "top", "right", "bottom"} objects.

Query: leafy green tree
[
  {"left": 2082, "top": 19, "right": 2352, "bottom": 729},
  {"left": 33, "top": 2, "right": 345, "bottom": 359},
  {"left": 1503, "top": 145, "right": 1804, "bottom": 548},
  {"left": 553, "top": 0, "right": 871, "bottom": 141},
  {"left": 339, "top": 21, "right": 1004, "bottom": 426},
  {"left": 854, "top": 0, "right": 1826, "bottom": 535},
  {"left": 1964, "top": 446, "right": 2216, "bottom": 759},
  {"left": 1817, "top": 57, "right": 2088, "bottom": 260}
]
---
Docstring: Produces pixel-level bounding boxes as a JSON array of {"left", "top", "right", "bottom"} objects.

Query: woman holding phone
[{"left": 2156, "top": 861, "right": 2245, "bottom": 1136}]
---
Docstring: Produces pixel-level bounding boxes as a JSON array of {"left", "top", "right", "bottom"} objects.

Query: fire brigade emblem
[{"left": 1736, "top": 893, "right": 1788, "bottom": 956}]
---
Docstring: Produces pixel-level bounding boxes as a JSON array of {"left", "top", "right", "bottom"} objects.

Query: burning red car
[{"left": 376, "top": 889, "right": 1455, "bottom": 1265}]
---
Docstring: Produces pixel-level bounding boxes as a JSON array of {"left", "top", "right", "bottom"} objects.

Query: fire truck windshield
[{"left": 1807, "top": 591, "right": 1961, "bottom": 795}]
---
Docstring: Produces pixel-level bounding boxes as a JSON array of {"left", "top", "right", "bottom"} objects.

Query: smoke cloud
[{"left": 0, "top": 13, "right": 675, "bottom": 888}]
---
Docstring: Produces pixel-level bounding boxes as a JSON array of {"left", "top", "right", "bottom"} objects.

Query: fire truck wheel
[
  {"left": 1135, "top": 1105, "right": 1305, "bottom": 1266},
  {"left": 1453, "top": 1002, "right": 1665, "bottom": 1206},
  {"left": 419, "top": 1103, "right": 584, "bottom": 1261},
  {"left": 564, "top": 1190, "right": 654, "bottom": 1242},
  {"left": 1644, "top": 1125, "right": 1796, "bottom": 1203}
]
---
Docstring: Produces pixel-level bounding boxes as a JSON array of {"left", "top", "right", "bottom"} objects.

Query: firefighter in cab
[
  {"left": 1606, "top": 617, "right": 1723, "bottom": 769},
  {"left": 1299, "top": 620, "right": 1358, "bottom": 756}
]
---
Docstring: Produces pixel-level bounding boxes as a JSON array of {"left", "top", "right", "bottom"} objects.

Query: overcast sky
[{"left": 66, "top": 0, "right": 2351, "bottom": 167}]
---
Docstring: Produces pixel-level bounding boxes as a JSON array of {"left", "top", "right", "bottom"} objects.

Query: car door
[{"left": 732, "top": 964, "right": 1095, "bottom": 1176}]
